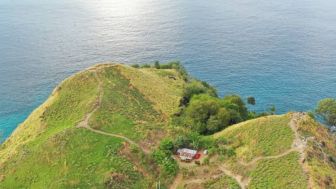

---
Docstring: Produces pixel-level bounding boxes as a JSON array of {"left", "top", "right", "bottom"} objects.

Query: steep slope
[
  {"left": 177, "top": 113, "right": 336, "bottom": 189},
  {"left": 0, "top": 64, "right": 186, "bottom": 188},
  {"left": 1, "top": 63, "right": 336, "bottom": 189}
]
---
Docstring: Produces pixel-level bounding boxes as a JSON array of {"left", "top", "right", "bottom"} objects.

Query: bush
[
  {"left": 203, "top": 157, "right": 210, "bottom": 165},
  {"left": 151, "top": 149, "right": 178, "bottom": 176},
  {"left": 267, "top": 104, "right": 276, "bottom": 115},
  {"left": 140, "top": 64, "right": 151, "bottom": 68},
  {"left": 154, "top": 61, "right": 160, "bottom": 69},
  {"left": 180, "top": 81, "right": 217, "bottom": 106},
  {"left": 247, "top": 96, "right": 256, "bottom": 105},
  {"left": 159, "top": 139, "right": 174, "bottom": 153},
  {"left": 307, "top": 111, "right": 315, "bottom": 119},
  {"left": 316, "top": 98, "right": 336, "bottom": 126},
  {"left": 131, "top": 64, "right": 140, "bottom": 68}
]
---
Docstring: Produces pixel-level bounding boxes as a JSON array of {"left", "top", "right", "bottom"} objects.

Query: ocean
[{"left": 1, "top": 0, "right": 336, "bottom": 140}]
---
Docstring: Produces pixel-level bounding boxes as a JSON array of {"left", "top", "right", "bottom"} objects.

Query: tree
[
  {"left": 154, "top": 61, "right": 160, "bottom": 69},
  {"left": 223, "top": 95, "right": 248, "bottom": 120},
  {"left": 180, "top": 81, "right": 217, "bottom": 106},
  {"left": 247, "top": 96, "right": 256, "bottom": 105},
  {"left": 206, "top": 108, "right": 230, "bottom": 133},
  {"left": 316, "top": 98, "right": 336, "bottom": 126}
]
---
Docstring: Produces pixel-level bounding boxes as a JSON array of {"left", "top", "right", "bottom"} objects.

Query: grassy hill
[
  {"left": 178, "top": 113, "right": 336, "bottom": 189},
  {"left": 1, "top": 63, "right": 335, "bottom": 189},
  {"left": 0, "top": 64, "right": 185, "bottom": 188}
]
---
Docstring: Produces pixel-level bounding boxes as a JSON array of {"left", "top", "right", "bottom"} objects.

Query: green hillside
[
  {"left": 0, "top": 64, "right": 185, "bottom": 188},
  {"left": 179, "top": 113, "right": 336, "bottom": 189},
  {"left": 1, "top": 63, "right": 336, "bottom": 189}
]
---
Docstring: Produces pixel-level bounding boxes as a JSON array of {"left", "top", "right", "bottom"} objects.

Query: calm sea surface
[{"left": 1, "top": 0, "right": 336, "bottom": 140}]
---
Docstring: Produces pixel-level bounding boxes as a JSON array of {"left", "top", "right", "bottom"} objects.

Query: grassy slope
[
  {"left": 117, "top": 66, "right": 185, "bottom": 117},
  {"left": 0, "top": 64, "right": 185, "bottom": 188},
  {"left": 249, "top": 152, "right": 307, "bottom": 189},
  {"left": 211, "top": 114, "right": 307, "bottom": 188},
  {"left": 297, "top": 116, "right": 336, "bottom": 188},
  {"left": 1, "top": 63, "right": 335, "bottom": 189},
  {"left": 214, "top": 115, "right": 294, "bottom": 162},
  {"left": 204, "top": 175, "right": 241, "bottom": 189}
]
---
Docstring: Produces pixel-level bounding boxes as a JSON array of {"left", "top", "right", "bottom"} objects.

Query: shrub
[
  {"left": 180, "top": 81, "right": 217, "bottom": 106},
  {"left": 203, "top": 157, "right": 210, "bottom": 165},
  {"left": 154, "top": 61, "right": 160, "bottom": 69},
  {"left": 307, "top": 111, "right": 315, "bottom": 119},
  {"left": 267, "top": 104, "right": 276, "bottom": 115},
  {"left": 159, "top": 138, "right": 174, "bottom": 153},
  {"left": 316, "top": 98, "right": 336, "bottom": 126},
  {"left": 141, "top": 64, "right": 151, "bottom": 68},
  {"left": 247, "top": 96, "right": 256, "bottom": 105},
  {"left": 131, "top": 64, "right": 140, "bottom": 68},
  {"left": 151, "top": 149, "right": 178, "bottom": 176}
]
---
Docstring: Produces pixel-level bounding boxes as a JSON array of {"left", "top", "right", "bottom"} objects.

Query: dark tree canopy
[
  {"left": 183, "top": 94, "right": 247, "bottom": 135},
  {"left": 180, "top": 80, "right": 217, "bottom": 106}
]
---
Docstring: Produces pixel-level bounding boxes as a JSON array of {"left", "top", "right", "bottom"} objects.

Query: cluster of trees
[
  {"left": 179, "top": 80, "right": 217, "bottom": 107},
  {"left": 182, "top": 94, "right": 248, "bottom": 135},
  {"left": 170, "top": 71, "right": 257, "bottom": 135}
]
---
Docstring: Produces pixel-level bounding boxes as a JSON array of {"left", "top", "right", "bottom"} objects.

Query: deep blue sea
[{"left": 1, "top": 0, "right": 336, "bottom": 140}]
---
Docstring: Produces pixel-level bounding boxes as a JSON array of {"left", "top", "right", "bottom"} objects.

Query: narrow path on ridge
[
  {"left": 76, "top": 70, "right": 150, "bottom": 154},
  {"left": 170, "top": 113, "right": 310, "bottom": 189},
  {"left": 235, "top": 113, "right": 312, "bottom": 188}
]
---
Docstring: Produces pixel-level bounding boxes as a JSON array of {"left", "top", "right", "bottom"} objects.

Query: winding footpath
[
  {"left": 75, "top": 70, "right": 149, "bottom": 153},
  {"left": 235, "top": 113, "right": 311, "bottom": 189},
  {"left": 172, "top": 113, "right": 311, "bottom": 189},
  {"left": 76, "top": 73, "right": 311, "bottom": 189}
]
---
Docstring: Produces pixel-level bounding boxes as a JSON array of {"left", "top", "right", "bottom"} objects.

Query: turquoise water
[{"left": 1, "top": 0, "right": 336, "bottom": 140}]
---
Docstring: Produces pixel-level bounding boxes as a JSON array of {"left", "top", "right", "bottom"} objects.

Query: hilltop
[{"left": 0, "top": 63, "right": 335, "bottom": 189}]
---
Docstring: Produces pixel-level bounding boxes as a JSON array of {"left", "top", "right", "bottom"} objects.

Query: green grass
[
  {"left": 0, "top": 128, "right": 149, "bottom": 189},
  {"left": 214, "top": 115, "right": 294, "bottom": 161},
  {"left": 249, "top": 152, "right": 307, "bottom": 189},
  {"left": 89, "top": 66, "right": 163, "bottom": 141},
  {"left": 203, "top": 175, "right": 241, "bottom": 189},
  {"left": 296, "top": 116, "right": 336, "bottom": 189},
  {"left": 0, "top": 69, "right": 99, "bottom": 162},
  {"left": 117, "top": 66, "right": 185, "bottom": 117},
  {"left": 0, "top": 64, "right": 186, "bottom": 188}
]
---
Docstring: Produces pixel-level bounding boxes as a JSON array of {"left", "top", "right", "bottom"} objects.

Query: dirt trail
[
  {"left": 171, "top": 114, "right": 311, "bottom": 189},
  {"left": 239, "top": 148, "right": 297, "bottom": 167},
  {"left": 169, "top": 173, "right": 183, "bottom": 189},
  {"left": 237, "top": 113, "right": 308, "bottom": 167},
  {"left": 219, "top": 165, "right": 250, "bottom": 189},
  {"left": 290, "top": 113, "right": 314, "bottom": 189},
  {"left": 76, "top": 70, "right": 150, "bottom": 154},
  {"left": 236, "top": 113, "right": 312, "bottom": 188},
  {"left": 179, "top": 165, "right": 249, "bottom": 189}
]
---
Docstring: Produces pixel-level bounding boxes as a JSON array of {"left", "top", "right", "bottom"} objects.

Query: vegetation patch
[
  {"left": 249, "top": 152, "right": 307, "bottom": 189},
  {"left": 0, "top": 129, "right": 150, "bottom": 189},
  {"left": 90, "top": 67, "right": 162, "bottom": 141},
  {"left": 118, "top": 63, "right": 185, "bottom": 117},
  {"left": 214, "top": 115, "right": 293, "bottom": 161},
  {"left": 204, "top": 175, "right": 241, "bottom": 189},
  {"left": 297, "top": 116, "right": 336, "bottom": 189}
]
